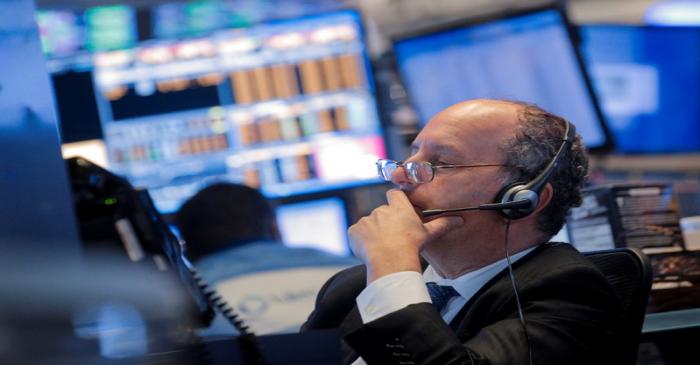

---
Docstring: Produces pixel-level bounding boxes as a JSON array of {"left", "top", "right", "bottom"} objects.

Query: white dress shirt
[{"left": 351, "top": 247, "right": 536, "bottom": 365}]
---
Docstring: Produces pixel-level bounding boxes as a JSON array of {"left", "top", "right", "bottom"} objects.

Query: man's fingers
[
  {"left": 386, "top": 189, "right": 413, "bottom": 208},
  {"left": 423, "top": 215, "right": 464, "bottom": 239}
]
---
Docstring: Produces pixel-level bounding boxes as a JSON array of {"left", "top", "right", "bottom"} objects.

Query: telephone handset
[{"left": 66, "top": 157, "right": 265, "bottom": 364}]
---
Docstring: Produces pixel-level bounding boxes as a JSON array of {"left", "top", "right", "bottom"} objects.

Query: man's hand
[{"left": 348, "top": 189, "right": 463, "bottom": 283}]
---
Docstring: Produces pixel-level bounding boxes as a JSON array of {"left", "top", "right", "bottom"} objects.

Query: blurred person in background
[{"left": 176, "top": 182, "right": 358, "bottom": 335}]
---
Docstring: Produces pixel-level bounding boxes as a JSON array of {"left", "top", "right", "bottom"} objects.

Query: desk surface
[{"left": 643, "top": 308, "right": 700, "bottom": 334}]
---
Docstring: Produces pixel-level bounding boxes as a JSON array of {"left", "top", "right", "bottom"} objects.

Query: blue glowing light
[{"left": 645, "top": 1, "right": 700, "bottom": 25}]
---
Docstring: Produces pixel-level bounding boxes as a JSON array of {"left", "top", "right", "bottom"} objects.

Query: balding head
[
  {"left": 430, "top": 99, "right": 522, "bottom": 130},
  {"left": 419, "top": 99, "right": 524, "bottom": 166}
]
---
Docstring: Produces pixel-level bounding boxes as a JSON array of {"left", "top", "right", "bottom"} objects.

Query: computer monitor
[
  {"left": 580, "top": 25, "right": 700, "bottom": 153},
  {"left": 37, "top": 5, "right": 138, "bottom": 57},
  {"left": 50, "top": 10, "right": 386, "bottom": 213},
  {"left": 151, "top": 0, "right": 344, "bottom": 39},
  {"left": 393, "top": 6, "right": 611, "bottom": 151},
  {"left": 151, "top": 1, "right": 252, "bottom": 39},
  {"left": 36, "top": 9, "right": 84, "bottom": 58},
  {"left": 275, "top": 197, "right": 350, "bottom": 256}
]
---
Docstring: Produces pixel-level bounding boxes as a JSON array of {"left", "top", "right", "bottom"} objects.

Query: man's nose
[{"left": 390, "top": 165, "right": 415, "bottom": 189}]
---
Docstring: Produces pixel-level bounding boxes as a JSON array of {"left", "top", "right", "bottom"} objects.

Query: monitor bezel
[{"left": 391, "top": 3, "right": 614, "bottom": 154}]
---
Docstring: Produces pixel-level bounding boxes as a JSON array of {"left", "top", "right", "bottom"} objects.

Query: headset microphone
[{"left": 421, "top": 199, "right": 533, "bottom": 218}]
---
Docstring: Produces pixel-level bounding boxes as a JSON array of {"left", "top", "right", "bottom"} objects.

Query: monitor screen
[
  {"left": 36, "top": 9, "right": 85, "bottom": 58},
  {"left": 152, "top": 1, "right": 252, "bottom": 39},
  {"left": 393, "top": 7, "right": 610, "bottom": 150},
  {"left": 84, "top": 5, "right": 138, "bottom": 52},
  {"left": 580, "top": 25, "right": 700, "bottom": 153},
  {"left": 78, "top": 10, "right": 385, "bottom": 213},
  {"left": 151, "top": 1, "right": 345, "bottom": 40},
  {"left": 37, "top": 5, "right": 138, "bottom": 58},
  {"left": 275, "top": 197, "right": 349, "bottom": 256}
]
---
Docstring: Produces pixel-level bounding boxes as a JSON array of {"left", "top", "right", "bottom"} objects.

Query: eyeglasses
[{"left": 376, "top": 159, "right": 505, "bottom": 184}]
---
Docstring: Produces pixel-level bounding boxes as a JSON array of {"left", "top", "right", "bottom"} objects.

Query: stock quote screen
[{"left": 86, "top": 10, "right": 385, "bottom": 213}]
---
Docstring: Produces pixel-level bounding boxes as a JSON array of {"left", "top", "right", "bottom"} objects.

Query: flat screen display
[
  {"left": 37, "top": 5, "right": 137, "bottom": 57},
  {"left": 276, "top": 197, "right": 350, "bottom": 256},
  {"left": 580, "top": 25, "right": 700, "bottom": 153},
  {"left": 393, "top": 8, "right": 610, "bottom": 150},
  {"left": 36, "top": 9, "right": 84, "bottom": 57},
  {"left": 87, "top": 10, "right": 386, "bottom": 213}
]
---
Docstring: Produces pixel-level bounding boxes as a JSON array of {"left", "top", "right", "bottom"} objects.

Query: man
[
  {"left": 302, "top": 100, "right": 623, "bottom": 364},
  {"left": 175, "top": 183, "right": 357, "bottom": 335}
]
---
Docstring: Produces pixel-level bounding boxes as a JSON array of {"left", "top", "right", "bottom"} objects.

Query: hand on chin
[{"left": 351, "top": 192, "right": 464, "bottom": 283}]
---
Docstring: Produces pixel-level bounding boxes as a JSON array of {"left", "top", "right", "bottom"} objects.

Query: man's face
[{"left": 392, "top": 100, "right": 520, "bottom": 230}]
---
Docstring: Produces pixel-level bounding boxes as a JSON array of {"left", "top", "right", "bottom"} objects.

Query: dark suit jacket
[{"left": 301, "top": 242, "right": 624, "bottom": 365}]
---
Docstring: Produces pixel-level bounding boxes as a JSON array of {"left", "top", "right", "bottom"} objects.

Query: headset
[{"left": 421, "top": 119, "right": 576, "bottom": 219}]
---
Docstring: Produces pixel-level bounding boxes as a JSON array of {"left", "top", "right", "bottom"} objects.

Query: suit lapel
[
  {"left": 450, "top": 271, "right": 512, "bottom": 337},
  {"left": 450, "top": 243, "right": 552, "bottom": 337}
]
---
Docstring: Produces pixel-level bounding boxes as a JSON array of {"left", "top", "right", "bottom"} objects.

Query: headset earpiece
[{"left": 495, "top": 182, "right": 539, "bottom": 220}]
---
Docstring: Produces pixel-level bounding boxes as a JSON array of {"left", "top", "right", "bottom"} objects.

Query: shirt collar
[{"left": 423, "top": 245, "right": 537, "bottom": 302}]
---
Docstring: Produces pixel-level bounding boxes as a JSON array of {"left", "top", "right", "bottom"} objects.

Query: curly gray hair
[{"left": 501, "top": 102, "right": 589, "bottom": 237}]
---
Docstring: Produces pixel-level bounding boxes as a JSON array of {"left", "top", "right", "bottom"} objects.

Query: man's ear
[
  {"left": 500, "top": 182, "right": 553, "bottom": 224},
  {"left": 532, "top": 182, "right": 554, "bottom": 216}
]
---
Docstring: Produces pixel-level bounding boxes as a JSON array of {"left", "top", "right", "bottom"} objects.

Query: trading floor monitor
[
  {"left": 276, "top": 197, "right": 350, "bottom": 256},
  {"left": 43, "top": 9, "right": 387, "bottom": 213},
  {"left": 393, "top": 5, "right": 611, "bottom": 151},
  {"left": 580, "top": 25, "right": 700, "bottom": 153}
]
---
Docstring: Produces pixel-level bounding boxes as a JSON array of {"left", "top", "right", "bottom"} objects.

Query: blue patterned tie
[{"left": 426, "top": 282, "right": 459, "bottom": 312}]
